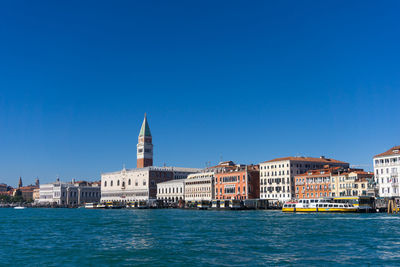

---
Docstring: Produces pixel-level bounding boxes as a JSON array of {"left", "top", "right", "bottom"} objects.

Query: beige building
[
  {"left": 184, "top": 171, "right": 215, "bottom": 202},
  {"left": 331, "top": 170, "right": 374, "bottom": 197},
  {"left": 33, "top": 188, "right": 40, "bottom": 201},
  {"left": 260, "top": 156, "right": 349, "bottom": 202},
  {"left": 156, "top": 179, "right": 185, "bottom": 202}
]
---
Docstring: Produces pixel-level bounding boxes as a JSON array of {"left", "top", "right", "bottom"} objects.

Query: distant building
[
  {"left": 37, "top": 180, "right": 100, "bottom": 206},
  {"left": 101, "top": 166, "right": 199, "bottom": 203},
  {"left": 295, "top": 166, "right": 339, "bottom": 199},
  {"left": 295, "top": 167, "right": 374, "bottom": 199},
  {"left": 33, "top": 188, "right": 40, "bottom": 201},
  {"left": 156, "top": 179, "right": 185, "bottom": 202},
  {"left": 100, "top": 114, "right": 200, "bottom": 203},
  {"left": 184, "top": 171, "right": 215, "bottom": 203},
  {"left": 260, "top": 156, "right": 349, "bottom": 202},
  {"left": 331, "top": 170, "right": 374, "bottom": 197},
  {"left": 214, "top": 161, "right": 260, "bottom": 200},
  {"left": 374, "top": 146, "right": 400, "bottom": 197},
  {"left": 17, "top": 185, "right": 39, "bottom": 201}
]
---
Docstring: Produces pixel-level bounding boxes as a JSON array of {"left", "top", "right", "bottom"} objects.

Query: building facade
[
  {"left": 260, "top": 156, "right": 349, "bottom": 202},
  {"left": 295, "top": 167, "right": 338, "bottom": 199},
  {"left": 214, "top": 162, "right": 259, "bottom": 200},
  {"left": 101, "top": 166, "right": 199, "bottom": 203},
  {"left": 37, "top": 180, "right": 101, "bottom": 206},
  {"left": 331, "top": 170, "right": 374, "bottom": 197},
  {"left": 184, "top": 171, "right": 215, "bottom": 202},
  {"left": 374, "top": 146, "right": 400, "bottom": 197},
  {"left": 156, "top": 179, "right": 185, "bottom": 202}
]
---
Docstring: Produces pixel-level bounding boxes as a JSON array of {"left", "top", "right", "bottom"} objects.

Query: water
[{"left": 1, "top": 209, "right": 400, "bottom": 266}]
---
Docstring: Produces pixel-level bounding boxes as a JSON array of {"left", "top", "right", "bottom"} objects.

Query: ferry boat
[
  {"left": 282, "top": 199, "right": 358, "bottom": 213},
  {"left": 14, "top": 206, "right": 26, "bottom": 210},
  {"left": 333, "top": 196, "right": 375, "bottom": 213}
]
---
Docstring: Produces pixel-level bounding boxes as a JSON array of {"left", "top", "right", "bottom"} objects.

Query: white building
[
  {"left": 156, "top": 179, "right": 185, "bottom": 202},
  {"left": 374, "top": 146, "right": 400, "bottom": 197},
  {"left": 184, "top": 171, "right": 215, "bottom": 202},
  {"left": 259, "top": 156, "right": 349, "bottom": 202},
  {"left": 37, "top": 180, "right": 101, "bottom": 206},
  {"left": 101, "top": 166, "right": 200, "bottom": 203}
]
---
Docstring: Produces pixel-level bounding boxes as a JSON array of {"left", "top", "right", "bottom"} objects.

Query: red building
[{"left": 213, "top": 161, "right": 260, "bottom": 200}]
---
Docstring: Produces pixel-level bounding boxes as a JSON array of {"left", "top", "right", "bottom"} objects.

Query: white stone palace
[{"left": 100, "top": 114, "right": 200, "bottom": 203}]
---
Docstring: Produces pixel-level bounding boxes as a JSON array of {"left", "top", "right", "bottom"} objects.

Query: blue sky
[{"left": 0, "top": 1, "right": 399, "bottom": 186}]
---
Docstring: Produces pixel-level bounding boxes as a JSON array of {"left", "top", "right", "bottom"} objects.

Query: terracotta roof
[
  {"left": 374, "top": 146, "right": 400, "bottom": 158},
  {"left": 295, "top": 167, "right": 340, "bottom": 177},
  {"left": 262, "top": 156, "right": 348, "bottom": 164}
]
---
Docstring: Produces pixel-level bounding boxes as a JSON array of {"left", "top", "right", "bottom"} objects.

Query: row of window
[
  {"left": 104, "top": 179, "right": 148, "bottom": 187},
  {"left": 158, "top": 187, "right": 183, "bottom": 194}
]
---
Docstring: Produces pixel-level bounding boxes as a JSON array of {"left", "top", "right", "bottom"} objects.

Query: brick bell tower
[{"left": 137, "top": 113, "right": 153, "bottom": 168}]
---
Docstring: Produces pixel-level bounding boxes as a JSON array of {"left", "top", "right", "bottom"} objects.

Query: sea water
[{"left": 1, "top": 208, "right": 399, "bottom": 266}]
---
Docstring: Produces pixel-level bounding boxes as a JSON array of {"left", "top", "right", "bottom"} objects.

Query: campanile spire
[{"left": 137, "top": 113, "right": 153, "bottom": 168}]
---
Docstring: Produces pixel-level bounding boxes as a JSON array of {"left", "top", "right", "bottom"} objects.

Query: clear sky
[{"left": 0, "top": 1, "right": 399, "bottom": 186}]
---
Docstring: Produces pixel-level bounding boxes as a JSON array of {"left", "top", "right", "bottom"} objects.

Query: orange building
[
  {"left": 213, "top": 161, "right": 259, "bottom": 200},
  {"left": 295, "top": 167, "right": 339, "bottom": 199}
]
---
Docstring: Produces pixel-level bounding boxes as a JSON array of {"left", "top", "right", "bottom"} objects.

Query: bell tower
[{"left": 137, "top": 113, "right": 153, "bottom": 168}]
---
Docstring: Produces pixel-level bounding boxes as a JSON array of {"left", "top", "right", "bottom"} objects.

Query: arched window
[
  {"left": 122, "top": 181, "right": 125, "bottom": 187},
  {"left": 111, "top": 180, "right": 113, "bottom": 186},
  {"left": 104, "top": 181, "right": 107, "bottom": 187},
  {"left": 117, "top": 180, "right": 120, "bottom": 186},
  {"left": 143, "top": 179, "right": 146, "bottom": 186},
  {"left": 128, "top": 179, "right": 131, "bottom": 185}
]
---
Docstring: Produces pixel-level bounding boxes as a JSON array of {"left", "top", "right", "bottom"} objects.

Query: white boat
[
  {"left": 14, "top": 206, "right": 26, "bottom": 210},
  {"left": 84, "top": 203, "right": 96, "bottom": 209}
]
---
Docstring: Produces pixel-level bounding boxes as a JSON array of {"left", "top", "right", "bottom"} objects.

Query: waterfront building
[
  {"left": 101, "top": 166, "right": 199, "bottom": 202},
  {"left": 37, "top": 180, "right": 101, "bottom": 206},
  {"left": 184, "top": 171, "right": 215, "bottom": 202},
  {"left": 214, "top": 161, "right": 259, "bottom": 200},
  {"left": 17, "top": 185, "right": 39, "bottom": 201},
  {"left": 33, "top": 188, "right": 40, "bottom": 201},
  {"left": 259, "top": 156, "right": 349, "bottom": 202},
  {"left": 295, "top": 167, "right": 338, "bottom": 199},
  {"left": 100, "top": 114, "right": 200, "bottom": 203},
  {"left": 0, "top": 183, "right": 7, "bottom": 193},
  {"left": 156, "top": 179, "right": 185, "bottom": 202},
  {"left": 331, "top": 170, "right": 374, "bottom": 197},
  {"left": 374, "top": 146, "right": 400, "bottom": 197}
]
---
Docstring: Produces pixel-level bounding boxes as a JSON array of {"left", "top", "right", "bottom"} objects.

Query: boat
[
  {"left": 197, "top": 200, "right": 210, "bottom": 210},
  {"left": 84, "top": 203, "right": 96, "bottom": 209},
  {"left": 282, "top": 198, "right": 358, "bottom": 212},
  {"left": 229, "top": 199, "right": 242, "bottom": 210},
  {"left": 14, "top": 206, "right": 26, "bottom": 210},
  {"left": 211, "top": 200, "right": 220, "bottom": 208}
]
